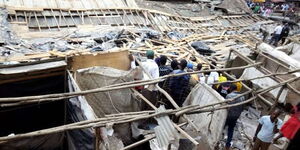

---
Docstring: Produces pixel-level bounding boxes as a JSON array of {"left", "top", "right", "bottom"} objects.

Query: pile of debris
[
  {"left": 0, "top": 1, "right": 299, "bottom": 150},
  {"left": 136, "top": 0, "right": 251, "bottom": 16}
]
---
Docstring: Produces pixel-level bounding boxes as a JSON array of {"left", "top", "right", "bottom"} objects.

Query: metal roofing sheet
[
  {"left": 154, "top": 106, "right": 179, "bottom": 149},
  {"left": 0, "top": 60, "right": 66, "bottom": 74}
]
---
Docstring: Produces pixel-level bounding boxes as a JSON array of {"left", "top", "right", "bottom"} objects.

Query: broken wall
[
  {"left": 257, "top": 43, "right": 300, "bottom": 105},
  {"left": 275, "top": 42, "right": 300, "bottom": 61},
  {"left": 182, "top": 83, "right": 227, "bottom": 150}
]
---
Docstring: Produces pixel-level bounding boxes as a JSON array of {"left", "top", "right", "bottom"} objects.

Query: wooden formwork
[{"left": 6, "top": 7, "right": 273, "bottom": 34}]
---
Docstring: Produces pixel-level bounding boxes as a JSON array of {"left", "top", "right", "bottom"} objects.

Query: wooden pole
[
  {"left": 231, "top": 48, "right": 300, "bottom": 96},
  {"left": 1, "top": 67, "right": 298, "bottom": 108},
  {"left": 122, "top": 135, "right": 156, "bottom": 150},
  {"left": 1, "top": 66, "right": 298, "bottom": 107},
  {"left": 135, "top": 59, "right": 200, "bottom": 145},
  {"left": 0, "top": 76, "right": 298, "bottom": 143},
  {"left": 0, "top": 63, "right": 261, "bottom": 103},
  {"left": 95, "top": 127, "right": 101, "bottom": 150},
  {"left": 179, "top": 76, "right": 300, "bottom": 115},
  {"left": 269, "top": 85, "right": 286, "bottom": 113}
]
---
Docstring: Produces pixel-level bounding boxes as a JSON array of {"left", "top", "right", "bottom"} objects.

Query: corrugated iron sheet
[
  {"left": 182, "top": 83, "right": 227, "bottom": 150},
  {"left": 154, "top": 106, "right": 179, "bottom": 149},
  {"left": 0, "top": 60, "right": 66, "bottom": 74}
]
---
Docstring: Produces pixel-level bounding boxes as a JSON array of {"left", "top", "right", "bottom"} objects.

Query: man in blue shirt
[
  {"left": 224, "top": 84, "right": 245, "bottom": 150},
  {"left": 168, "top": 59, "right": 190, "bottom": 107}
]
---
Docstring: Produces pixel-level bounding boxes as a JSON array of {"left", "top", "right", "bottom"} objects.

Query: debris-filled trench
[{"left": 0, "top": 0, "right": 299, "bottom": 150}]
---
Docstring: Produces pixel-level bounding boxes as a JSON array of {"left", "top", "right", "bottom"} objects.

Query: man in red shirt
[{"left": 274, "top": 103, "right": 300, "bottom": 150}]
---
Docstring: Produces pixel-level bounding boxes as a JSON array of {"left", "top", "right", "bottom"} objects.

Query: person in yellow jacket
[
  {"left": 215, "top": 74, "right": 242, "bottom": 92},
  {"left": 215, "top": 73, "right": 227, "bottom": 89},
  {"left": 234, "top": 81, "right": 242, "bottom": 92},
  {"left": 219, "top": 74, "right": 227, "bottom": 82}
]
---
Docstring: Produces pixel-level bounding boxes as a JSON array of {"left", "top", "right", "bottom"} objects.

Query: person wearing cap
[
  {"left": 214, "top": 73, "right": 228, "bottom": 89},
  {"left": 140, "top": 50, "right": 159, "bottom": 110},
  {"left": 142, "top": 50, "right": 159, "bottom": 82},
  {"left": 224, "top": 84, "right": 246, "bottom": 150},
  {"left": 187, "top": 63, "right": 194, "bottom": 72}
]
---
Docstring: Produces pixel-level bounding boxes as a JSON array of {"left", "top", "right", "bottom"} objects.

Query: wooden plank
[{"left": 69, "top": 50, "right": 131, "bottom": 71}]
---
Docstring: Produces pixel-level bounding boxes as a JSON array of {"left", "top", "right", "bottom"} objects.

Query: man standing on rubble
[
  {"left": 252, "top": 109, "right": 283, "bottom": 150},
  {"left": 269, "top": 23, "right": 283, "bottom": 46},
  {"left": 224, "top": 84, "right": 245, "bottom": 150},
  {"left": 280, "top": 23, "right": 290, "bottom": 45}
]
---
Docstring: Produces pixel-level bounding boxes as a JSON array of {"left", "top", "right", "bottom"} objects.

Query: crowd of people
[
  {"left": 247, "top": 1, "right": 296, "bottom": 18},
  {"left": 130, "top": 50, "right": 299, "bottom": 150}
]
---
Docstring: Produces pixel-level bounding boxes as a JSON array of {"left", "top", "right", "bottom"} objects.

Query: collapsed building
[{"left": 0, "top": 0, "right": 299, "bottom": 150}]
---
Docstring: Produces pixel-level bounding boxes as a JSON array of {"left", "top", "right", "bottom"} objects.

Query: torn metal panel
[
  {"left": 182, "top": 83, "right": 227, "bottom": 150},
  {"left": 154, "top": 105, "right": 179, "bottom": 149},
  {"left": 0, "top": 60, "right": 66, "bottom": 74}
]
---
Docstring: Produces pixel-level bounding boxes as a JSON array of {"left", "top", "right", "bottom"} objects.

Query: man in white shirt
[
  {"left": 199, "top": 68, "right": 215, "bottom": 87},
  {"left": 142, "top": 50, "right": 159, "bottom": 82},
  {"left": 269, "top": 24, "right": 283, "bottom": 46},
  {"left": 140, "top": 50, "right": 159, "bottom": 110},
  {"left": 252, "top": 109, "right": 283, "bottom": 150}
]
